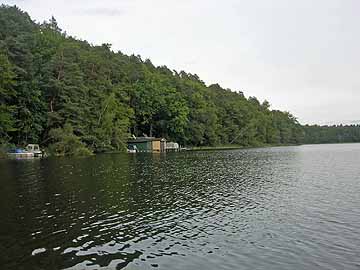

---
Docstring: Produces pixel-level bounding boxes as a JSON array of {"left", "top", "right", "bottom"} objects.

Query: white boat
[
  {"left": 26, "top": 144, "right": 43, "bottom": 157},
  {"left": 127, "top": 145, "right": 137, "bottom": 153},
  {"left": 7, "top": 144, "right": 43, "bottom": 159}
]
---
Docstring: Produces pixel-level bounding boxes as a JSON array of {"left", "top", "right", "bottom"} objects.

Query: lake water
[{"left": 1, "top": 144, "right": 360, "bottom": 270}]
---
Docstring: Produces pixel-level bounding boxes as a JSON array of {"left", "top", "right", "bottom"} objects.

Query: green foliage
[
  {"left": 0, "top": 145, "right": 7, "bottom": 159},
  {"left": 303, "top": 125, "right": 360, "bottom": 144},
  {"left": 48, "top": 123, "right": 92, "bottom": 156},
  {"left": 0, "top": 52, "right": 17, "bottom": 142},
  {"left": 92, "top": 92, "right": 131, "bottom": 152},
  {"left": 0, "top": 142, "right": 15, "bottom": 158},
  {"left": 2, "top": 5, "right": 342, "bottom": 154}
]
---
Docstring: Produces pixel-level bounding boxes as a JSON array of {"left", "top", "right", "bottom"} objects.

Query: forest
[
  {"left": 303, "top": 125, "right": 360, "bottom": 144},
  {"left": 1, "top": 5, "right": 359, "bottom": 156}
]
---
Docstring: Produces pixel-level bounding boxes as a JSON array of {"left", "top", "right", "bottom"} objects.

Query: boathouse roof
[{"left": 127, "top": 137, "right": 166, "bottom": 143}]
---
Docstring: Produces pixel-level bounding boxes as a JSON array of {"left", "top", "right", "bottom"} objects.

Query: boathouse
[{"left": 127, "top": 137, "right": 166, "bottom": 152}]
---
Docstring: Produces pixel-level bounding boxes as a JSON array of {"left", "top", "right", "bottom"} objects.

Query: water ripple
[{"left": 0, "top": 144, "right": 360, "bottom": 269}]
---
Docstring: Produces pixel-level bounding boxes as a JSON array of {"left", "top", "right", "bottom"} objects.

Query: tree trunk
[
  {"left": 149, "top": 123, "right": 153, "bottom": 137},
  {"left": 50, "top": 98, "right": 54, "bottom": 112}
]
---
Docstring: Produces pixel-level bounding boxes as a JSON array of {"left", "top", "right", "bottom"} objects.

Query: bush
[
  {"left": 48, "top": 123, "right": 93, "bottom": 157},
  {"left": 0, "top": 147, "right": 7, "bottom": 159},
  {"left": 0, "top": 142, "right": 15, "bottom": 159}
]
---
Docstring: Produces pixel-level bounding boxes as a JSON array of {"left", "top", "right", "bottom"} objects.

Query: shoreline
[
  {"left": 188, "top": 143, "right": 301, "bottom": 151},
  {"left": 3, "top": 142, "right": 360, "bottom": 159}
]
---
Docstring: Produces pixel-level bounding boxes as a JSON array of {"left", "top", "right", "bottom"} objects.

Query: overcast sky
[{"left": 4, "top": 0, "right": 360, "bottom": 124}]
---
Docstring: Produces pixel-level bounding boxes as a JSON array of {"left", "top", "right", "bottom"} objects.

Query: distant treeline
[
  {"left": 0, "top": 6, "right": 358, "bottom": 156},
  {"left": 303, "top": 125, "right": 360, "bottom": 144}
]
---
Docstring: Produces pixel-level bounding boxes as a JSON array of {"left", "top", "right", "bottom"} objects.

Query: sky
[{"left": 3, "top": 0, "right": 360, "bottom": 125}]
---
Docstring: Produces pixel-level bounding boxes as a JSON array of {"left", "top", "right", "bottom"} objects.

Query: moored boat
[
  {"left": 7, "top": 148, "right": 34, "bottom": 158},
  {"left": 26, "top": 144, "right": 43, "bottom": 157},
  {"left": 7, "top": 144, "right": 44, "bottom": 159}
]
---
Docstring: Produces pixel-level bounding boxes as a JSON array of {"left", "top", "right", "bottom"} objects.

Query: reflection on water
[{"left": 0, "top": 144, "right": 360, "bottom": 269}]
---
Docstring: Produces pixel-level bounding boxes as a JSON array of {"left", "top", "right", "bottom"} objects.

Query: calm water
[{"left": 1, "top": 144, "right": 360, "bottom": 270}]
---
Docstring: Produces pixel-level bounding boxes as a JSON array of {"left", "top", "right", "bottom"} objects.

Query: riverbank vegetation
[
  {"left": 1, "top": 5, "right": 360, "bottom": 156},
  {"left": 303, "top": 125, "right": 360, "bottom": 144}
]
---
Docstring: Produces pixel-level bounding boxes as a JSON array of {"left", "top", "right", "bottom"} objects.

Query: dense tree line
[
  {"left": 2, "top": 5, "right": 355, "bottom": 155},
  {"left": 303, "top": 125, "right": 360, "bottom": 144}
]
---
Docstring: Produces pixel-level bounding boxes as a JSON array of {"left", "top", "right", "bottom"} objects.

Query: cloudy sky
[{"left": 4, "top": 0, "right": 360, "bottom": 124}]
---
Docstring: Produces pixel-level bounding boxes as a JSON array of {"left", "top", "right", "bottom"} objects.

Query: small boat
[
  {"left": 7, "top": 148, "right": 34, "bottom": 158},
  {"left": 127, "top": 145, "right": 137, "bottom": 153},
  {"left": 25, "top": 144, "right": 43, "bottom": 157},
  {"left": 7, "top": 144, "right": 44, "bottom": 159}
]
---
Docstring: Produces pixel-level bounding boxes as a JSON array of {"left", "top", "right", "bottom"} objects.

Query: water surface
[{"left": 1, "top": 144, "right": 360, "bottom": 269}]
